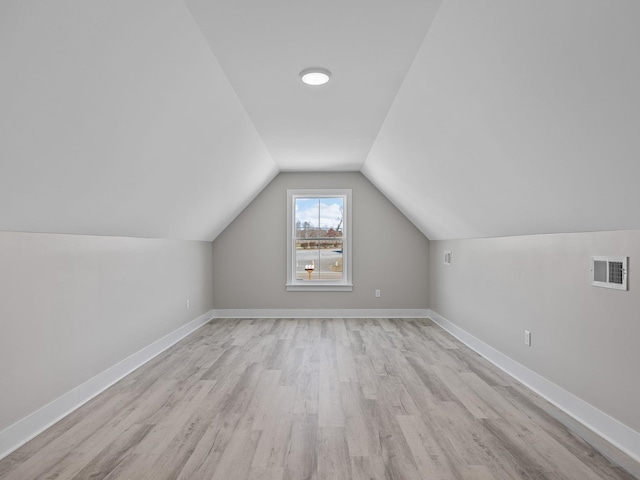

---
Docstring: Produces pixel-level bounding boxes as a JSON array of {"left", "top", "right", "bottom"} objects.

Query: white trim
[
  {"left": 428, "top": 309, "right": 640, "bottom": 464},
  {"left": 0, "top": 309, "right": 215, "bottom": 461},
  {"left": 213, "top": 308, "right": 430, "bottom": 318},
  {"left": 286, "top": 189, "right": 353, "bottom": 291},
  {"left": 8, "top": 307, "right": 636, "bottom": 466},
  {"left": 285, "top": 283, "right": 353, "bottom": 292}
]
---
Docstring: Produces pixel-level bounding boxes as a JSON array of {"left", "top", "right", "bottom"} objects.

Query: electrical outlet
[
  {"left": 375, "top": 289, "right": 381, "bottom": 298},
  {"left": 524, "top": 330, "right": 531, "bottom": 346},
  {"left": 186, "top": 299, "right": 190, "bottom": 310}
]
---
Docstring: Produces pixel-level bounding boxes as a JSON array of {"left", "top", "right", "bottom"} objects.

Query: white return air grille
[{"left": 591, "top": 256, "right": 628, "bottom": 291}]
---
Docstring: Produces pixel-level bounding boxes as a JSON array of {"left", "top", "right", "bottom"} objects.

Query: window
[{"left": 286, "top": 189, "right": 352, "bottom": 291}]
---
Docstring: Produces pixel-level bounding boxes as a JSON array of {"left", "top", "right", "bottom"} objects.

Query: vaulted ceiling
[{"left": 1, "top": 0, "right": 639, "bottom": 241}]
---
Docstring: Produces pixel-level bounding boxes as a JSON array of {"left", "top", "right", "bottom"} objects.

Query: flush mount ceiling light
[{"left": 300, "top": 67, "right": 331, "bottom": 86}]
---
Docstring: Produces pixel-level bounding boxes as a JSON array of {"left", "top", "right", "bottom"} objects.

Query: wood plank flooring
[{"left": 1, "top": 318, "right": 638, "bottom": 480}]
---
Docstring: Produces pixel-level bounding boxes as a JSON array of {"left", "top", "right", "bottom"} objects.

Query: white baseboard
[
  {"left": 7, "top": 307, "right": 636, "bottom": 466},
  {"left": 0, "top": 309, "right": 215, "bottom": 461},
  {"left": 212, "top": 308, "right": 430, "bottom": 318},
  {"left": 428, "top": 309, "right": 640, "bottom": 464}
]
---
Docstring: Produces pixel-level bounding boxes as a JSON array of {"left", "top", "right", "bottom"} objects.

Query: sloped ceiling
[
  {"left": 1, "top": 0, "right": 639, "bottom": 241},
  {"left": 363, "top": 0, "right": 640, "bottom": 240},
  {"left": 0, "top": 0, "right": 277, "bottom": 241}
]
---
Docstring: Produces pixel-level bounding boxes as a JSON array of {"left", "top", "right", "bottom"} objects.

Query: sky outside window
[{"left": 295, "top": 197, "right": 343, "bottom": 233}]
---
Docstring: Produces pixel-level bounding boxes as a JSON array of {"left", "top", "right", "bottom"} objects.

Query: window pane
[
  {"left": 295, "top": 240, "right": 343, "bottom": 281},
  {"left": 295, "top": 247, "right": 320, "bottom": 281},
  {"left": 318, "top": 197, "right": 344, "bottom": 238},
  {"left": 319, "top": 240, "right": 343, "bottom": 279},
  {"left": 295, "top": 198, "right": 318, "bottom": 238}
]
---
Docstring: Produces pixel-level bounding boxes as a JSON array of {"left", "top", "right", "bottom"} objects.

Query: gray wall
[
  {"left": 429, "top": 230, "right": 640, "bottom": 433},
  {"left": 0, "top": 231, "right": 214, "bottom": 432},
  {"left": 212, "top": 172, "right": 429, "bottom": 309}
]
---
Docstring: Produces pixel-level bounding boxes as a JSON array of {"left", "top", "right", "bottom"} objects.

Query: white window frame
[{"left": 286, "top": 189, "right": 353, "bottom": 291}]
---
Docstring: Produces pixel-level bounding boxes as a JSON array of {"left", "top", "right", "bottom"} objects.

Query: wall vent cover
[{"left": 591, "top": 256, "right": 628, "bottom": 290}]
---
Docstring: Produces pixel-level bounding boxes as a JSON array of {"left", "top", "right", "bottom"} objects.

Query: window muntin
[{"left": 286, "top": 189, "right": 352, "bottom": 291}]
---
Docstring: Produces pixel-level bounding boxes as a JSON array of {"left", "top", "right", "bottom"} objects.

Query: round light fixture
[{"left": 300, "top": 67, "right": 331, "bottom": 86}]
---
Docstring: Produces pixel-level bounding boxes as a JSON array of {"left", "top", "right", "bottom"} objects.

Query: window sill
[{"left": 286, "top": 283, "right": 353, "bottom": 292}]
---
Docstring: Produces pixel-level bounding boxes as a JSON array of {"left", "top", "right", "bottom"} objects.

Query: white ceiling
[
  {"left": 363, "top": 0, "right": 640, "bottom": 239},
  {"left": 1, "top": 0, "right": 640, "bottom": 241},
  {"left": 0, "top": 0, "right": 277, "bottom": 241},
  {"left": 185, "top": 0, "right": 442, "bottom": 171}
]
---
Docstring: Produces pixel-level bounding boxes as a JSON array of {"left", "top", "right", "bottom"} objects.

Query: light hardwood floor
[{"left": 0, "top": 318, "right": 638, "bottom": 479}]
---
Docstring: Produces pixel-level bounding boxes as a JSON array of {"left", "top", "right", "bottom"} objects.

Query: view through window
[{"left": 294, "top": 196, "right": 344, "bottom": 281}]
